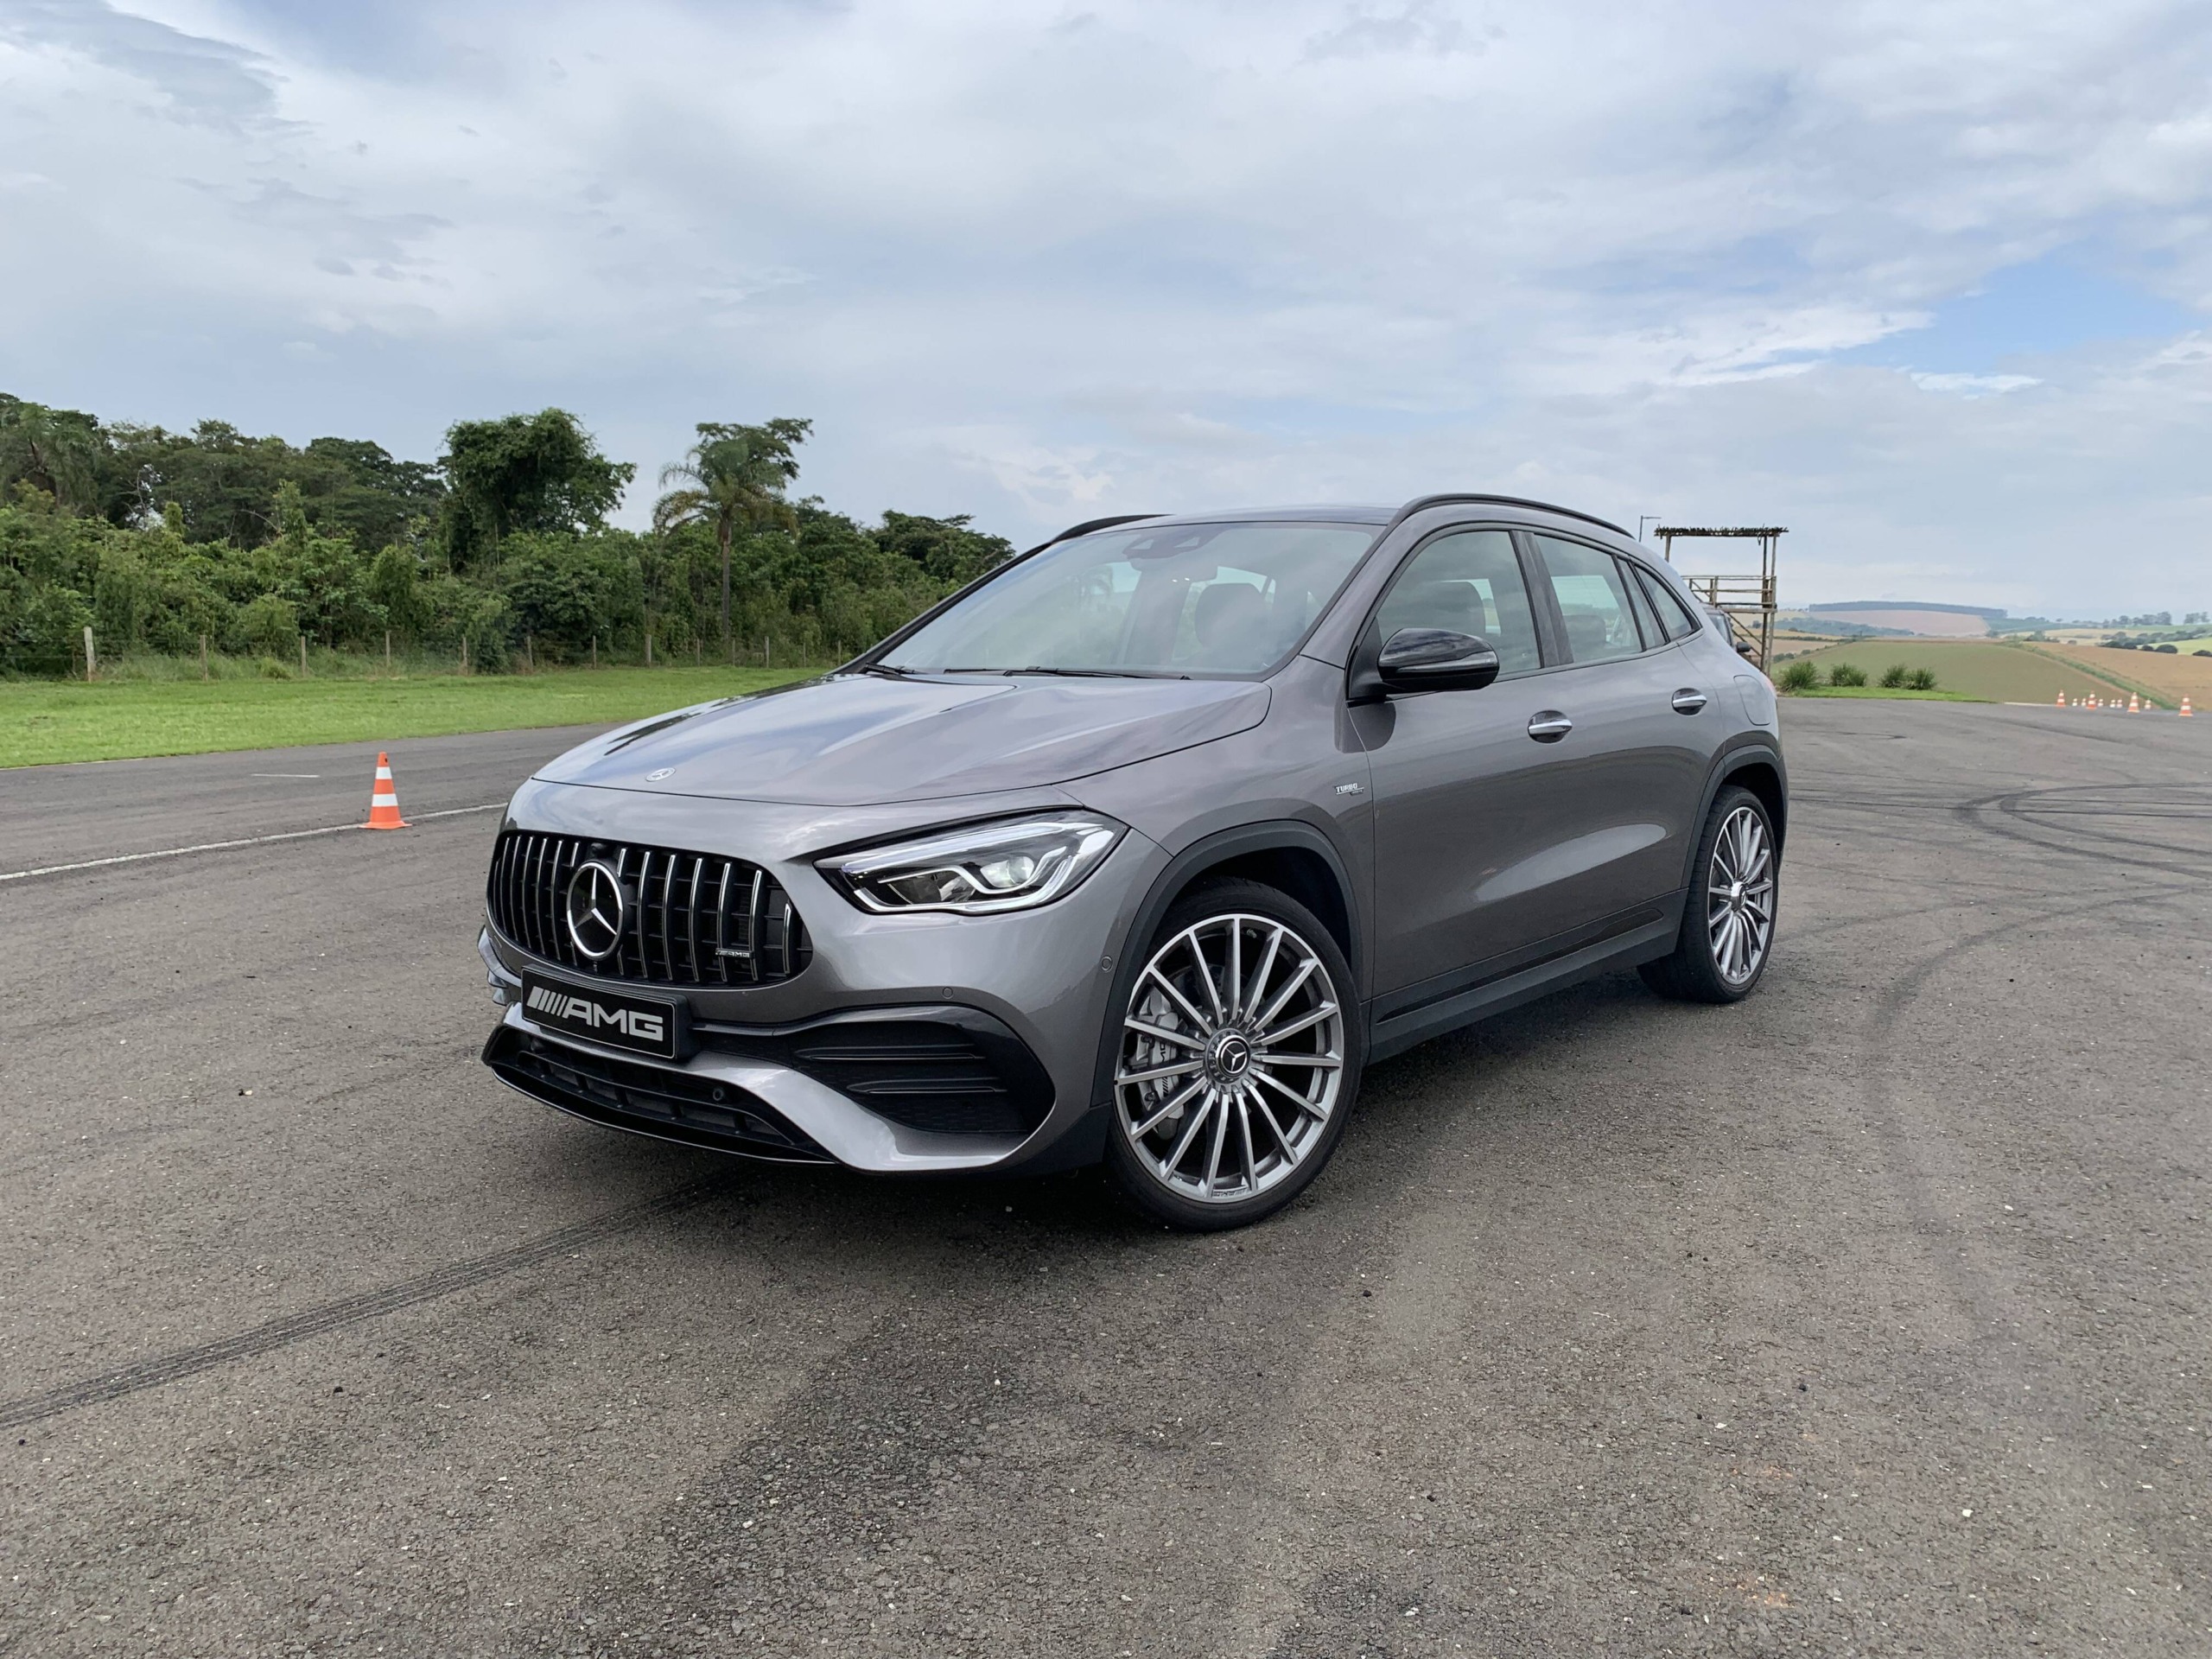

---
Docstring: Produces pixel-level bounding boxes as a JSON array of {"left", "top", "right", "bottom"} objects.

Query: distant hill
[
  {"left": 1803, "top": 601, "right": 2001, "bottom": 638},
  {"left": 1808, "top": 601, "right": 2006, "bottom": 617}
]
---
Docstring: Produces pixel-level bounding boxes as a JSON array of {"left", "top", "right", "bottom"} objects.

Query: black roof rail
[
  {"left": 1018, "top": 512, "right": 1161, "bottom": 557},
  {"left": 1385, "top": 493, "right": 1632, "bottom": 539}
]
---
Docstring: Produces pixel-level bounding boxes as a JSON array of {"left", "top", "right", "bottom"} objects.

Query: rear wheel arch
[
  {"left": 1679, "top": 745, "right": 1787, "bottom": 890},
  {"left": 1722, "top": 757, "right": 1787, "bottom": 852}
]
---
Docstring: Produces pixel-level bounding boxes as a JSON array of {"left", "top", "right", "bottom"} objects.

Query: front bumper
[{"left": 477, "top": 779, "right": 1167, "bottom": 1175}]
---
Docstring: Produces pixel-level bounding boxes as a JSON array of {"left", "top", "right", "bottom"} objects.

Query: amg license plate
[{"left": 519, "top": 974, "right": 685, "bottom": 1060}]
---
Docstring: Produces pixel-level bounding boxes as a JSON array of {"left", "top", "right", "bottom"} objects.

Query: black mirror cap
[{"left": 1376, "top": 626, "right": 1502, "bottom": 694}]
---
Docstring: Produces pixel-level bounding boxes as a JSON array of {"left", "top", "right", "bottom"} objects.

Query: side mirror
[{"left": 1376, "top": 627, "right": 1501, "bottom": 694}]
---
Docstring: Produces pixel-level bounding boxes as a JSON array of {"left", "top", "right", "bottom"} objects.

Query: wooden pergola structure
[{"left": 1653, "top": 525, "right": 1785, "bottom": 669}]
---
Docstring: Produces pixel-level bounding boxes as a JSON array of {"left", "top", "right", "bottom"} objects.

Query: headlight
[{"left": 819, "top": 813, "right": 1125, "bottom": 915}]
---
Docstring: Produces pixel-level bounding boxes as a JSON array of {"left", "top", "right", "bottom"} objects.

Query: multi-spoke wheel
[
  {"left": 1706, "top": 803, "right": 1775, "bottom": 985},
  {"left": 1105, "top": 879, "right": 1359, "bottom": 1229},
  {"left": 1640, "top": 784, "right": 1779, "bottom": 1003}
]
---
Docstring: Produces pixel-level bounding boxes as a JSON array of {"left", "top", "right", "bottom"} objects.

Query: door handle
[
  {"left": 1527, "top": 711, "right": 1573, "bottom": 743},
  {"left": 1670, "top": 688, "right": 1708, "bottom": 715}
]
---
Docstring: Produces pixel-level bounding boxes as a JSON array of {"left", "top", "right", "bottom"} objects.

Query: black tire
[
  {"left": 1103, "top": 878, "right": 1362, "bottom": 1231},
  {"left": 1640, "top": 784, "right": 1778, "bottom": 1004}
]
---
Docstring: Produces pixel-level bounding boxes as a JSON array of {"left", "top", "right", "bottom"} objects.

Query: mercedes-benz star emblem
[{"left": 564, "top": 860, "right": 627, "bottom": 961}]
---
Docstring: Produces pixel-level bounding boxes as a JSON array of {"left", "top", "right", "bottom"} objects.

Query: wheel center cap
[{"left": 1210, "top": 1031, "right": 1253, "bottom": 1080}]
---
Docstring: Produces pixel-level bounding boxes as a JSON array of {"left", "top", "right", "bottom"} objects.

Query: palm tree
[{"left": 654, "top": 418, "right": 811, "bottom": 645}]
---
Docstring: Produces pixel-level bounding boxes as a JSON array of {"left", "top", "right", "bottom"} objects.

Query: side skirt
[{"left": 1365, "top": 897, "right": 1683, "bottom": 1064}]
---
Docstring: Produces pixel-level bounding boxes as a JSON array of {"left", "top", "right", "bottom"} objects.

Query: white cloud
[
  {"left": 0, "top": 0, "right": 2209, "bottom": 609},
  {"left": 1908, "top": 372, "right": 2042, "bottom": 396}
]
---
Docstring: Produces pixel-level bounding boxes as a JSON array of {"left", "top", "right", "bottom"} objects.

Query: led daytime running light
[{"left": 822, "top": 814, "right": 1124, "bottom": 915}]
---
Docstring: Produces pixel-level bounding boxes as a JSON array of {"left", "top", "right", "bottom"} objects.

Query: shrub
[
  {"left": 1906, "top": 668, "right": 1937, "bottom": 690},
  {"left": 504, "top": 532, "right": 644, "bottom": 658},
  {"left": 234, "top": 593, "right": 300, "bottom": 658},
  {"left": 93, "top": 543, "right": 151, "bottom": 652},
  {"left": 1777, "top": 659, "right": 1821, "bottom": 692},
  {"left": 1880, "top": 664, "right": 1909, "bottom": 688},
  {"left": 12, "top": 583, "right": 92, "bottom": 675},
  {"left": 1827, "top": 663, "right": 1868, "bottom": 687}
]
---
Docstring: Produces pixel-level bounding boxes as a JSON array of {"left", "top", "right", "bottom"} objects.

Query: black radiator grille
[
  {"left": 693, "top": 1013, "right": 1056, "bottom": 1137},
  {"left": 483, "top": 1027, "right": 831, "bottom": 1161},
  {"left": 486, "top": 831, "right": 810, "bottom": 987}
]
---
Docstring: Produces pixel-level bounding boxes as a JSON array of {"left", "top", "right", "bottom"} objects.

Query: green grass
[
  {"left": 0, "top": 666, "right": 810, "bottom": 768},
  {"left": 1770, "top": 639, "right": 2149, "bottom": 705},
  {"left": 1781, "top": 684, "right": 1985, "bottom": 702}
]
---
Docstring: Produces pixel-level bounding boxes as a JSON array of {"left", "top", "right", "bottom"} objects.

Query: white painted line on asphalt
[
  {"left": 251, "top": 772, "right": 322, "bottom": 779},
  {"left": 0, "top": 803, "right": 505, "bottom": 885}
]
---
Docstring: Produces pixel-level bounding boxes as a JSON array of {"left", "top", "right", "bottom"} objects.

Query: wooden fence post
[
  {"left": 299, "top": 634, "right": 308, "bottom": 677},
  {"left": 385, "top": 630, "right": 392, "bottom": 675},
  {"left": 200, "top": 633, "right": 209, "bottom": 680},
  {"left": 83, "top": 626, "right": 96, "bottom": 682},
  {"left": 461, "top": 635, "right": 470, "bottom": 676},
  {"left": 590, "top": 635, "right": 597, "bottom": 669},
  {"left": 645, "top": 632, "right": 653, "bottom": 667}
]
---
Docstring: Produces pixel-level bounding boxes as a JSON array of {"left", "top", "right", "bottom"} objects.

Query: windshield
[{"left": 880, "top": 519, "right": 1378, "bottom": 676}]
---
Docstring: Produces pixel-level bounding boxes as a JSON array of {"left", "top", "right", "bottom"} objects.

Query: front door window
[{"left": 1371, "top": 529, "right": 1543, "bottom": 676}]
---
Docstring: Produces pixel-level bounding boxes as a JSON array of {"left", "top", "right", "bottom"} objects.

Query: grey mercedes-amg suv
[{"left": 479, "top": 494, "right": 1783, "bottom": 1229}]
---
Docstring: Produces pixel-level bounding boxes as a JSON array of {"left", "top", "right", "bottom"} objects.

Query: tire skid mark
[
  {"left": 1955, "top": 784, "right": 2212, "bottom": 878},
  {"left": 1847, "top": 880, "right": 2206, "bottom": 1621},
  {"left": 0, "top": 1176, "right": 733, "bottom": 1432},
  {"left": 505, "top": 1030, "right": 1530, "bottom": 1659}
]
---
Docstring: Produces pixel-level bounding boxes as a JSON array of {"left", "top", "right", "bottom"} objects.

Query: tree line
[{"left": 0, "top": 395, "right": 1013, "bottom": 677}]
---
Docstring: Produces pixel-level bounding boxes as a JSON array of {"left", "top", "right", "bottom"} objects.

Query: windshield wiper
[{"left": 859, "top": 662, "right": 915, "bottom": 679}]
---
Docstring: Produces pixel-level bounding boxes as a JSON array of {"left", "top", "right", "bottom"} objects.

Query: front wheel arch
[{"left": 1087, "top": 820, "right": 1362, "bottom": 1122}]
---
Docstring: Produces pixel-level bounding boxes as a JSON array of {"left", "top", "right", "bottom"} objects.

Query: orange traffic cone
[
  {"left": 2128, "top": 693, "right": 2141, "bottom": 713},
  {"left": 2183, "top": 697, "right": 2194, "bottom": 717},
  {"left": 2054, "top": 690, "right": 2065, "bottom": 707},
  {"left": 364, "top": 751, "right": 409, "bottom": 830}
]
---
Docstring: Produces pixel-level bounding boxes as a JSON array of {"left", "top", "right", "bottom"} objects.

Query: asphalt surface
[{"left": 2, "top": 700, "right": 2207, "bottom": 1658}]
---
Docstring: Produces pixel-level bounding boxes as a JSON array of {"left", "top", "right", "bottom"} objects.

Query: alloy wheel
[
  {"left": 1707, "top": 804, "right": 1775, "bottom": 985},
  {"left": 1115, "top": 912, "right": 1344, "bottom": 1205}
]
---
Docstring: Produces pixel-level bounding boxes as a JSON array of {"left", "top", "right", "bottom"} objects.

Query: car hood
[{"left": 533, "top": 672, "right": 1272, "bottom": 806}]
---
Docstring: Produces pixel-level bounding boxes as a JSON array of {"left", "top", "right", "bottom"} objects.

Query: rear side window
[
  {"left": 1618, "top": 557, "right": 1664, "bottom": 647},
  {"left": 1373, "top": 528, "right": 1543, "bottom": 677},
  {"left": 1533, "top": 535, "right": 1642, "bottom": 664},
  {"left": 1631, "top": 564, "right": 1704, "bottom": 641}
]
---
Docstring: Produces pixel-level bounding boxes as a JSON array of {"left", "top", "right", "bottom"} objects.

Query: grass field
[
  {"left": 0, "top": 666, "right": 808, "bottom": 769},
  {"left": 2026, "top": 642, "right": 2212, "bottom": 706},
  {"left": 1775, "top": 639, "right": 2181, "bottom": 706},
  {"left": 1778, "top": 684, "right": 1982, "bottom": 702}
]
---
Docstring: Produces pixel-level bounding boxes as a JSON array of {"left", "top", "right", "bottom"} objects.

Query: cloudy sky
[{"left": 4, "top": 0, "right": 2210, "bottom": 613}]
